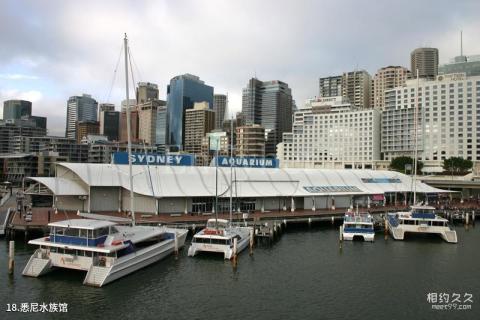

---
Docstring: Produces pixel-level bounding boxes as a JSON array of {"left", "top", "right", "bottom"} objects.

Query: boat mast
[
  {"left": 124, "top": 33, "right": 135, "bottom": 226},
  {"left": 412, "top": 68, "right": 419, "bottom": 205},
  {"left": 214, "top": 143, "right": 218, "bottom": 229},
  {"left": 229, "top": 112, "right": 233, "bottom": 227}
]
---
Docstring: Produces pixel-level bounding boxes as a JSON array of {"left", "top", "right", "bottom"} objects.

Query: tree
[
  {"left": 443, "top": 157, "right": 473, "bottom": 175},
  {"left": 389, "top": 156, "right": 423, "bottom": 174}
]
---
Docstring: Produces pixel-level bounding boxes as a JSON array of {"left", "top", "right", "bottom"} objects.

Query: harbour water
[{"left": 1, "top": 223, "right": 479, "bottom": 320}]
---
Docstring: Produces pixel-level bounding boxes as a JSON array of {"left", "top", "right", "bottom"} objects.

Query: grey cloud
[{"left": 1, "top": 0, "right": 479, "bottom": 135}]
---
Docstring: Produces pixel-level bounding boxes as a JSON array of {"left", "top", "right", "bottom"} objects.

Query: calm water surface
[{"left": 1, "top": 223, "right": 479, "bottom": 320}]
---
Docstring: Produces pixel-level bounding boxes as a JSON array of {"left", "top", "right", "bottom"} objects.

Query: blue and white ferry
[
  {"left": 23, "top": 219, "right": 188, "bottom": 287},
  {"left": 341, "top": 211, "right": 375, "bottom": 242},
  {"left": 387, "top": 205, "right": 457, "bottom": 243}
]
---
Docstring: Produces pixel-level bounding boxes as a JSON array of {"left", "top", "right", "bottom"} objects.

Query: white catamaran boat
[
  {"left": 341, "top": 211, "right": 375, "bottom": 242},
  {"left": 188, "top": 218, "right": 251, "bottom": 259},
  {"left": 387, "top": 206, "right": 457, "bottom": 243},
  {"left": 23, "top": 219, "right": 188, "bottom": 287},
  {"left": 23, "top": 34, "right": 189, "bottom": 286}
]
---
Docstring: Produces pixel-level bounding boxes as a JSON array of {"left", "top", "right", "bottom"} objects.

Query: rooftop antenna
[{"left": 460, "top": 30, "right": 463, "bottom": 56}]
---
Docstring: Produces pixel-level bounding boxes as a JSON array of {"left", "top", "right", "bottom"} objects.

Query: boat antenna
[
  {"left": 413, "top": 68, "right": 419, "bottom": 205},
  {"left": 124, "top": 33, "right": 135, "bottom": 226}
]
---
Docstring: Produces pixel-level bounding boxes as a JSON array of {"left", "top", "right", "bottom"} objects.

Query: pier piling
[
  {"left": 339, "top": 226, "right": 343, "bottom": 250},
  {"left": 384, "top": 216, "right": 388, "bottom": 240},
  {"left": 174, "top": 234, "right": 179, "bottom": 259},
  {"left": 249, "top": 229, "right": 254, "bottom": 256},
  {"left": 233, "top": 237, "right": 238, "bottom": 267},
  {"left": 8, "top": 240, "right": 14, "bottom": 275}
]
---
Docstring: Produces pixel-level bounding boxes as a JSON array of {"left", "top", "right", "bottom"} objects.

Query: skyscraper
[
  {"left": 213, "top": 94, "right": 227, "bottom": 129},
  {"left": 138, "top": 99, "right": 166, "bottom": 145},
  {"left": 76, "top": 121, "right": 99, "bottom": 143},
  {"left": 241, "top": 78, "right": 293, "bottom": 156},
  {"left": 411, "top": 47, "right": 439, "bottom": 78},
  {"left": 136, "top": 82, "right": 159, "bottom": 104},
  {"left": 184, "top": 102, "right": 215, "bottom": 158},
  {"left": 319, "top": 76, "right": 342, "bottom": 97},
  {"left": 119, "top": 108, "right": 139, "bottom": 143},
  {"left": 236, "top": 124, "right": 265, "bottom": 157},
  {"left": 99, "top": 110, "right": 120, "bottom": 141},
  {"left": 98, "top": 103, "right": 115, "bottom": 119},
  {"left": 371, "top": 66, "right": 410, "bottom": 109},
  {"left": 156, "top": 105, "right": 168, "bottom": 148},
  {"left": 341, "top": 70, "right": 371, "bottom": 108},
  {"left": 66, "top": 94, "right": 98, "bottom": 139},
  {"left": 439, "top": 54, "right": 480, "bottom": 77},
  {"left": 2, "top": 100, "right": 32, "bottom": 120},
  {"left": 166, "top": 74, "right": 214, "bottom": 150}
]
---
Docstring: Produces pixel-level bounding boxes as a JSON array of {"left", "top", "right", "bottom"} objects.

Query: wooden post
[
  {"left": 384, "top": 215, "right": 388, "bottom": 240},
  {"left": 339, "top": 225, "right": 343, "bottom": 250},
  {"left": 249, "top": 229, "right": 254, "bottom": 256},
  {"left": 472, "top": 210, "right": 476, "bottom": 226},
  {"left": 8, "top": 240, "right": 14, "bottom": 275},
  {"left": 174, "top": 233, "right": 179, "bottom": 258},
  {"left": 233, "top": 237, "right": 238, "bottom": 266}
]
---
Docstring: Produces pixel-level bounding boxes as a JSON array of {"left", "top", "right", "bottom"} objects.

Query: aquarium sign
[
  {"left": 113, "top": 152, "right": 195, "bottom": 166},
  {"left": 214, "top": 156, "right": 279, "bottom": 168}
]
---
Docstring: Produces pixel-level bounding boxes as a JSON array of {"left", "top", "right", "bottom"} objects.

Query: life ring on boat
[{"left": 112, "top": 240, "right": 123, "bottom": 246}]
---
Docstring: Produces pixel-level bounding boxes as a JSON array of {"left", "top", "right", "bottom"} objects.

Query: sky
[{"left": 1, "top": 0, "right": 480, "bottom": 136}]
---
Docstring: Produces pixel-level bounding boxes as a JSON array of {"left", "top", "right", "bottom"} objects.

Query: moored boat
[{"left": 23, "top": 219, "right": 188, "bottom": 287}]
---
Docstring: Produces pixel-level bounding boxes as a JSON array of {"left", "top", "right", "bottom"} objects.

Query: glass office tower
[{"left": 166, "top": 74, "right": 213, "bottom": 151}]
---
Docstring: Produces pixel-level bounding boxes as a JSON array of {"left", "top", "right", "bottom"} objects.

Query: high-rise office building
[
  {"left": 213, "top": 94, "right": 227, "bottom": 129},
  {"left": 236, "top": 124, "right": 265, "bottom": 157},
  {"left": 184, "top": 102, "right": 215, "bottom": 157},
  {"left": 99, "top": 110, "right": 120, "bottom": 141},
  {"left": 279, "top": 96, "right": 381, "bottom": 169},
  {"left": 439, "top": 54, "right": 480, "bottom": 77},
  {"left": 76, "top": 121, "right": 100, "bottom": 143},
  {"left": 319, "top": 76, "right": 342, "bottom": 97},
  {"left": 381, "top": 73, "right": 480, "bottom": 172},
  {"left": 341, "top": 70, "right": 371, "bottom": 108},
  {"left": 166, "top": 74, "right": 214, "bottom": 150},
  {"left": 136, "top": 82, "right": 159, "bottom": 104},
  {"left": 119, "top": 108, "right": 139, "bottom": 143},
  {"left": 411, "top": 47, "right": 439, "bottom": 79},
  {"left": 66, "top": 94, "right": 98, "bottom": 139},
  {"left": 241, "top": 78, "right": 293, "bottom": 156},
  {"left": 2, "top": 100, "right": 32, "bottom": 120},
  {"left": 156, "top": 105, "right": 168, "bottom": 148},
  {"left": 98, "top": 103, "right": 115, "bottom": 112},
  {"left": 138, "top": 99, "right": 166, "bottom": 145},
  {"left": 372, "top": 66, "right": 410, "bottom": 109}
]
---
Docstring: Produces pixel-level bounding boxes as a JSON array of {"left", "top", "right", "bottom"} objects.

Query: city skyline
[{"left": 1, "top": 0, "right": 480, "bottom": 136}]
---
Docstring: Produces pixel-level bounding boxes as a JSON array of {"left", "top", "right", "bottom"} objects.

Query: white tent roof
[
  {"left": 28, "top": 177, "right": 88, "bottom": 196},
  {"left": 34, "top": 163, "right": 447, "bottom": 198}
]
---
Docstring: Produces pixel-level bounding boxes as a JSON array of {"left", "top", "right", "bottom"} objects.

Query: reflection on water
[{"left": 1, "top": 224, "right": 479, "bottom": 320}]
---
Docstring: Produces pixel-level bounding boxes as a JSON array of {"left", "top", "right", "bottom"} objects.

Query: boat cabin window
[
  {"left": 432, "top": 221, "right": 446, "bottom": 227},
  {"left": 64, "top": 228, "right": 80, "bottom": 237},
  {"left": 93, "top": 227, "right": 110, "bottom": 238},
  {"left": 53, "top": 227, "right": 65, "bottom": 235}
]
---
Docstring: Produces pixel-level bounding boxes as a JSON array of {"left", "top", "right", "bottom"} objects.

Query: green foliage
[
  {"left": 389, "top": 156, "right": 423, "bottom": 174},
  {"left": 443, "top": 157, "right": 473, "bottom": 175}
]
